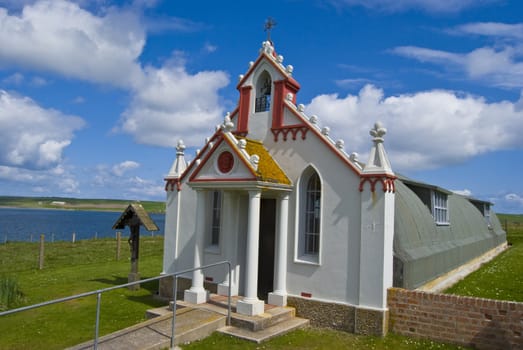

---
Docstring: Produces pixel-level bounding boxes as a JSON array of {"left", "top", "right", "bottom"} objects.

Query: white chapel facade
[{"left": 159, "top": 40, "right": 505, "bottom": 335}]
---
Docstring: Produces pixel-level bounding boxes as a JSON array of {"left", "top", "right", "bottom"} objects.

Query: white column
[
  {"left": 268, "top": 193, "right": 289, "bottom": 306},
  {"left": 218, "top": 191, "right": 239, "bottom": 296},
  {"left": 184, "top": 189, "right": 208, "bottom": 304},
  {"left": 237, "top": 190, "right": 265, "bottom": 316}
]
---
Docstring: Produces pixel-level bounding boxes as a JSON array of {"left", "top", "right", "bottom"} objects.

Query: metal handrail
[{"left": 0, "top": 261, "right": 232, "bottom": 350}]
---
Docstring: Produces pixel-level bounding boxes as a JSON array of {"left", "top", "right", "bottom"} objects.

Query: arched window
[
  {"left": 255, "top": 71, "right": 271, "bottom": 112},
  {"left": 210, "top": 190, "right": 222, "bottom": 247},
  {"left": 304, "top": 173, "right": 321, "bottom": 255},
  {"left": 296, "top": 167, "right": 322, "bottom": 263}
]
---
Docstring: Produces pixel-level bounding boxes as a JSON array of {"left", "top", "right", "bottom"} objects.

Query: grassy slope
[
  {"left": 0, "top": 237, "right": 166, "bottom": 350},
  {"left": 444, "top": 214, "right": 523, "bottom": 301}
]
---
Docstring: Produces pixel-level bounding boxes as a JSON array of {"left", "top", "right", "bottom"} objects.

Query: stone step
[
  {"left": 66, "top": 307, "right": 225, "bottom": 350},
  {"left": 231, "top": 305, "right": 296, "bottom": 332},
  {"left": 218, "top": 316, "right": 310, "bottom": 343}
]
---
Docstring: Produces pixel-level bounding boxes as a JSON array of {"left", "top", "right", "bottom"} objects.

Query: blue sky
[{"left": 0, "top": 0, "right": 522, "bottom": 214}]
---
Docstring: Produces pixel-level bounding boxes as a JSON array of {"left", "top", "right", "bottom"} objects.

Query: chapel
[{"left": 159, "top": 40, "right": 506, "bottom": 335}]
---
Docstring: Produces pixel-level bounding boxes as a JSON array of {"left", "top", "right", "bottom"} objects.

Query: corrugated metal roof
[
  {"left": 394, "top": 180, "right": 505, "bottom": 289},
  {"left": 112, "top": 203, "right": 159, "bottom": 231}
]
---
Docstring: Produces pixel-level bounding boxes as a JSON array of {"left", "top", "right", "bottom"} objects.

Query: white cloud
[
  {"left": 117, "top": 59, "right": 229, "bottom": 147},
  {"left": 392, "top": 21, "right": 523, "bottom": 90},
  {"left": 0, "top": 1, "right": 145, "bottom": 88},
  {"left": 392, "top": 44, "right": 523, "bottom": 89},
  {"left": 455, "top": 22, "right": 523, "bottom": 40},
  {"left": 0, "top": 90, "right": 85, "bottom": 169},
  {"left": 305, "top": 84, "right": 523, "bottom": 171},
  {"left": 326, "top": 0, "right": 497, "bottom": 13},
  {"left": 505, "top": 193, "right": 523, "bottom": 205},
  {"left": 112, "top": 160, "right": 140, "bottom": 176},
  {"left": 452, "top": 189, "right": 472, "bottom": 196},
  {"left": 3, "top": 73, "right": 24, "bottom": 85}
]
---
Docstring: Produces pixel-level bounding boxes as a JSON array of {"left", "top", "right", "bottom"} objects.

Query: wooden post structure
[
  {"left": 112, "top": 204, "right": 159, "bottom": 291},
  {"left": 39, "top": 234, "right": 45, "bottom": 270},
  {"left": 116, "top": 231, "right": 121, "bottom": 261},
  {"left": 128, "top": 217, "right": 141, "bottom": 290}
]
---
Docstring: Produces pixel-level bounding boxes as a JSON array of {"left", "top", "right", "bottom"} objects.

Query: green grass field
[
  {"left": 0, "top": 237, "right": 166, "bottom": 349},
  {"left": 444, "top": 216, "right": 523, "bottom": 301},
  {"left": 1, "top": 213, "right": 521, "bottom": 349}
]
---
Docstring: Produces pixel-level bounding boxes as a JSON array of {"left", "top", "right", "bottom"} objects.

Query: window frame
[
  {"left": 294, "top": 167, "right": 322, "bottom": 265},
  {"left": 431, "top": 190, "right": 449, "bottom": 225},
  {"left": 206, "top": 190, "right": 222, "bottom": 252}
]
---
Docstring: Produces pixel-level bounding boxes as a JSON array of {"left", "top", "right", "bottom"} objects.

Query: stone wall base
[{"left": 287, "top": 296, "right": 388, "bottom": 336}]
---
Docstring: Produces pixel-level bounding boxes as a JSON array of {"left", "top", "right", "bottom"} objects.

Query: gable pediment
[
  {"left": 188, "top": 129, "right": 291, "bottom": 190},
  {"left": 188, "top": 134, "right": 258, "bottom": 185}
]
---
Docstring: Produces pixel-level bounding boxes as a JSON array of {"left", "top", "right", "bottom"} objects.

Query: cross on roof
[{"left": 264, "top": 17, "right": 277, "bottom": 41}]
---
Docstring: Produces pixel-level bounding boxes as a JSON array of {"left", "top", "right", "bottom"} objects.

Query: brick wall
[{"left": 388, "top": 288, "right": 523, "bottom": 350}]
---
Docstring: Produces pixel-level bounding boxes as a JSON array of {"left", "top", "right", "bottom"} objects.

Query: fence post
[
  {"left": 39, "top": 234, "right": 45, "bottom": 270},
  {"left": 72, "top": 232, "right": 76, "bottom": 243},
  {"left": 116, "top": 232, "right": 121, "bottom": 261}
]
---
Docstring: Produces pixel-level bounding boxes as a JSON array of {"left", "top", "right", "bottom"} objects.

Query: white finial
[
  {"left": 238, "top": 139, "right": 247, "bottom": 149},
  {"left": 196, "top": 149, "right": 201, "bottom": 156},
  {"left": 350, "top": 152, "right": 359, "bottom": 162},
  {"left": 286, "top": 65, "right": 293, "bottom": 75},
  {"left": 286, "top": 93, "right": 293, "bottom": 101},
  {"left": 176, "top": 140, "right": 186, "bottom": 154},
  {"left": 167, "top": 139, "right": 187, "bottom": 179},
  {"left": 277, "top": 55, "right": 284, "bottom": 63},
  {"left": 223, "top": 112, "right": 234, "bottom": 131},
  {"left": 362, "top": 121, "right": 393, "bottom": 175},
  {"left": 249, "top": 61, "right": 254, "bottom": 67},
  {"left": 250, "top": 154, "right": 260, "bottom": 168},
  {"left": 239, "top": 74, "right": 244, "bottom": 81},
  {"left": 205, "top": 137, "right": 210, "bottom": 144},
  {"left": 298, "top": 104, "right": 305, "bottom": 112},
  {"left": 321, "top": 127, "right": 330, "bottom": 136},
  {"left": 310, "top": 115, "right": 318, "bottom": 124},
  {"left": 370, "top": 121, "right": 387, "bottom": 143},
  {"left": 336, "top": 139, "right": 345, "bottom": 150}
]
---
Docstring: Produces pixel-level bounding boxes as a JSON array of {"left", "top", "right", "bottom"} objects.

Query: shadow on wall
[{"left": 470, "top": 318, "right": 516, "bottom": 350}]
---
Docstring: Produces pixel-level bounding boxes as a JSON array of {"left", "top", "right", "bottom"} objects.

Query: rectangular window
[
  {"left": 210, "top": 190, "right": 222, "bottom": 246},
  {"left": 484, "top": 204, "right": 491, "bottom": 226},
  {"left": 432, "top": 191, "right": 449, "bottom": 225}
]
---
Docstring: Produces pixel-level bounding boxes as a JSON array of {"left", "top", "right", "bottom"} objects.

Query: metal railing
[{"left": 0, "top": 261, "right": 232, "bottom": 350}]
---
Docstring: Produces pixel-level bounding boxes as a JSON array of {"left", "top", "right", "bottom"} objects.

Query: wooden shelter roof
[{"left": 112, "top": 203, "right": 159, "bottom": 231}]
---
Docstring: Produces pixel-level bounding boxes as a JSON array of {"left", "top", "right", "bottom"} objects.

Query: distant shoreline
[{"left": 0, "top": 196, "right": 165, "bottom": 214}]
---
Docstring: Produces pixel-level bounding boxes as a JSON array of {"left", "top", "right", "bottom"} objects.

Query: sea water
[{"left": 0, "top": 207, "right": 165, "bottom": 242}]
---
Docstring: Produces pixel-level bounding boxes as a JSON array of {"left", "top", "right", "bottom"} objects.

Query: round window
[{"left": 217, "top": 151, "right": 234, "bottom": 173}]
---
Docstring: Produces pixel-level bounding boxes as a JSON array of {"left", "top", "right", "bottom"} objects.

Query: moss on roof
[{"left": 243, "top": 138, "right": 291, "bottom": 185}]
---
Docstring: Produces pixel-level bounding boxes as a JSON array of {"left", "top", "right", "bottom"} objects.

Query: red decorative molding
[
  {"left": 359, "top": 175, "right": 396, "bottom": 193},
  {"left": 271, "top": 125, "right": 309, "bottom": 141},
  {"left": 301, "top": 292, "right": 312, "bottom": 298},
  {"left": 237, "top": 86, "right": 252, "bottom": 134},
  {"left": 164, "top": 178, "right": 182, "bottom": 192}
]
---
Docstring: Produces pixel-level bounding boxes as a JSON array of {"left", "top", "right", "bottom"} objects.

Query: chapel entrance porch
[{"left": 183, "top": 187, "right": 290, "bottom": 317}]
